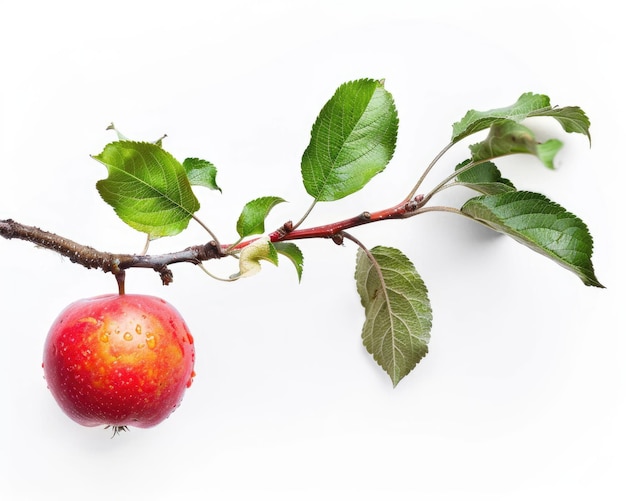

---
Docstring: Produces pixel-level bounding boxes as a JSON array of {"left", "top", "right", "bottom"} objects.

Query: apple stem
[{"left": 115, "top": 271, "right": 126, "bottom": 295}]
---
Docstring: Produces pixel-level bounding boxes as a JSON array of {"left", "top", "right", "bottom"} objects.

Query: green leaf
[
  {"left": 301, "top": 78, "right": 398, "bottom": 202},
  {"left": 452, "top": 92, "right": 591, "bottom": 145},
  {"left": 452, "top": 92, "right": 551, "bottom": 143},
  {"left": 233, "top": 237, "right": 279, "bottom": 279},
  {"left": 535, "top": 139, "right": 564, "bottom": 169},
  {"left": 273, "top": 242, "right": 304, "bottom": 282},
  {"left": 355, "top": 246, "right": 432, "bottom": 387},
  {"left": 469, "top": 120, "right": 563, "bottom": 169},
  {"left": 455, "top": 160, "right": 516, "bottom": 195},
  {"left": 236, "top": 196, "right": 286, "bottom": 238},
  {"left": 461, "top": 191, "right": 604, "bottom": 287},
  {"left": 93, "top": 141, "right": 200, "bottom": 239},
  {"left": 183, "top": 157, "right": 221, "bottom": 192},
  {"left": 528, "top": 105, "right": 591, "bottom": 144}
]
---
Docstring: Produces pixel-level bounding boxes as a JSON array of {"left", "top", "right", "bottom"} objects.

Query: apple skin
[{"left": 43, "top": 294, "right": 195, "bottom": 429}]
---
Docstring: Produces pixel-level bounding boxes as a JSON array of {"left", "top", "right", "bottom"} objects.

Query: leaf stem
[
  {"left": 414, "top": 205, "right": 468, "bottom": 218},
  {"left": 140, "top": 235, "right": 150, "bottom": 256},
  {"left": 291, "top": 199, "right": 317, "bottom": 231},
  {"left": 404, "top": 141, "right": 454, "bottom": 202},
  {"left": 419, "top": 159, "right": 482, "bottom": 205},
  {"left": 340, "top": 231, "right": 374, "bottom": 262},
  {"left": 419, "top": 151, "right": 514, "bottom": 207},
  {"left": 341, "top": 231, "right": 391, "bottom": 334},
  {"left": 192, "top": 214, "right": 221, "bottom": 248},
  {"left": 197, "top": 263, "right": 240, "bottom": 282}
]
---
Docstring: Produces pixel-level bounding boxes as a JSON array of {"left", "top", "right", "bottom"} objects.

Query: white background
[{"left": 1, "top": 1, "right": 623, "bottom": 499}]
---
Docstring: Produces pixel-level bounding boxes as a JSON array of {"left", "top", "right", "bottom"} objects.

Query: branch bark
[
  {"left": 1, "top": 196, "right": 425, "bottom": 284},
  {"left": 0, "top": 219, "right": 223, "bottom": 285}
]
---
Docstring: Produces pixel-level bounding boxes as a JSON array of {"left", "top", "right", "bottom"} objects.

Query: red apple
[{"left": 43, "top": 294, "right": 195, "bottom": 431}]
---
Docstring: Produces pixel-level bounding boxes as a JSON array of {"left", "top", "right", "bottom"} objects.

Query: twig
[
  {"left": 0, "top": 219, "right": 223, "bottom": 285},
  {"left": 1, "top": 196, "right": 427, "bottom": 284}
]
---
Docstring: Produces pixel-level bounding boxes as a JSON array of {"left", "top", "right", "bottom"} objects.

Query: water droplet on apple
[
  {"left": 135, "top": 324, "right": 142, "bottom": 335},
  {"left": 123, "top": 332, "right": 133, "bottom": 341},
  {"left": 145, "top": 334, "right": 156, "bottom": 349},
  {"left": 100, "top": 333, "right": 109, "bottom": 343}
]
